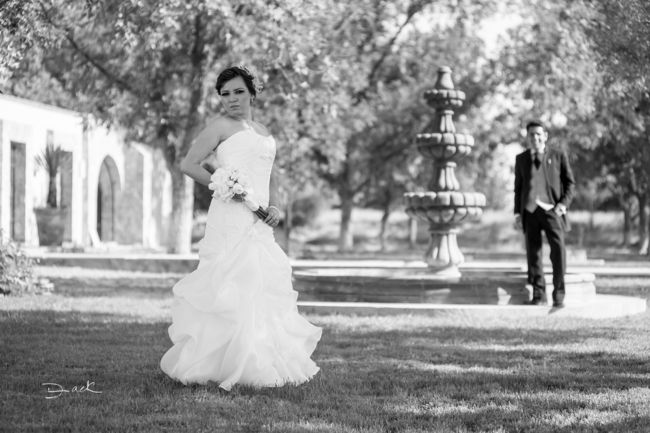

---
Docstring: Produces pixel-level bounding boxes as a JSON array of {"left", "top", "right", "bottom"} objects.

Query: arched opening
[{"left": 96, "top": 156, "right": 120, "bottom": 242}]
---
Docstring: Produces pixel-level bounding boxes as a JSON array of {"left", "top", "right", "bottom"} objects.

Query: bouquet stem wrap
[{"left": 243, "top": 197, "right": 269, "bottom": 220}]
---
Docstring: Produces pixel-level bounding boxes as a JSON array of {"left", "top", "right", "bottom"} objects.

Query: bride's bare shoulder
[
  {"left": 204, "top": 115, "right": 233, "bottom": 130},
  {"left": 250, "top": 120, "right": 271, "bottom": 137},
  {"left": 199, "top": 116, "right": 238, "bottom": 144}
]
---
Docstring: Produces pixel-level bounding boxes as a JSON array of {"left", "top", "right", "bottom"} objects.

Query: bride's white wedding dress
[{"left": 160, "top": 129, "right": 321, "bottom": 390}]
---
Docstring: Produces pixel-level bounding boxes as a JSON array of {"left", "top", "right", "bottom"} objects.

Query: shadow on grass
[{"left": 2, "top": 309, "right": 649, "bottom": 432}]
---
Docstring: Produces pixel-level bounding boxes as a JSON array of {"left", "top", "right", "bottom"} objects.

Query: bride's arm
[
  {"left": 180, "top": 119, "right": 223, "bottom": 187},
  {"left": 265, "top": 165, "right": 284, "bottom": 226},
  {"left": 268, "top": 166, "right": 282, "bottom": 210}
]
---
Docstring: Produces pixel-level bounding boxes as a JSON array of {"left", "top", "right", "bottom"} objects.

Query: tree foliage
[
  {"left": 2, "top": 0, "right": 648, "bottom": 254},
  {"left": 511, "top": 0, "right": 650, "bottom": 253}
]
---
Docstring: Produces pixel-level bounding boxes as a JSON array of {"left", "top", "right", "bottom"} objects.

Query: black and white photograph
[{"left": 1, "top": 0, "right": 649, "bottom": 431}]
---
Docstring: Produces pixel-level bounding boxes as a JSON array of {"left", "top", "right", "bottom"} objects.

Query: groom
[{"left": 514, "top": 121, "right": 575, "bottom": 307}]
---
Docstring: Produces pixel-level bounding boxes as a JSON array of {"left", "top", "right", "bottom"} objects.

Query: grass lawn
[{"left": 1, "top": 267, "right": 649, "bottom": 433}]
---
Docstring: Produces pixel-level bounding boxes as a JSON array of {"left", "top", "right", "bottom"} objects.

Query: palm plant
[{"left": 35, "top": 143, "right": 64, "bottom": 208}]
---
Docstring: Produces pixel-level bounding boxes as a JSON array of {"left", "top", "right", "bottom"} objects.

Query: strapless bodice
[{"left": 215, "top": 129, "right": 276, "bottom": 206}]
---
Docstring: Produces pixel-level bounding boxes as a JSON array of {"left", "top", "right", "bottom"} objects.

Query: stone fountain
[
  {"left": 291, "top": 67, "right": 646, "bottom": 318},
  {"left": 404, "top": 66, "right": 485, "bottom": 277}
]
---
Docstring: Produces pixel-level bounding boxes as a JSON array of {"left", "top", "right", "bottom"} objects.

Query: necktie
[{"left": 533, "top": 152, "right": 541, "bottom": 169}]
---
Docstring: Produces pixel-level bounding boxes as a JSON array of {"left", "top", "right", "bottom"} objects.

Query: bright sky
[
  {"left": 477, "top": 11, "right": 523, "bottom": 57},
  {"left": 397, "top": 2, "right": 524, "bottom": 59}
]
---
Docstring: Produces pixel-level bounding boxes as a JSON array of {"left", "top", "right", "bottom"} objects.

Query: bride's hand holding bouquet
[{"left": 208, "top": 167, "right": 273, "bottom": 223}]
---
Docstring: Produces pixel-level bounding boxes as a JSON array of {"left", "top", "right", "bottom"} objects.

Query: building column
[
  {"left": 60, "top": 150, "right": 73, "bottom": 242},
  {"left": 116, "top": 144, "right": 144, "bottom": 244}
]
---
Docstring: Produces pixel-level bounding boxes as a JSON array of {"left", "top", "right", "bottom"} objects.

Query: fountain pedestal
[{"left": 403, "top": 67, "right": 485, "bottom": 276}]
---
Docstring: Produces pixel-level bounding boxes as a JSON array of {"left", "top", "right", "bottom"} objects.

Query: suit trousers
[{"left": 524, "top": 207, "right": 566, "bottom": 302}]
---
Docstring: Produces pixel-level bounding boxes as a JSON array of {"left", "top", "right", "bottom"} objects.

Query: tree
[
  {"left": 3, "top": 0, "right": 333, "bottom": 253},
  {"left": 571, "top": 0, "right": 650, "bottom": 253},
  {"left": 498, "top": 0, "right": 650, "bottom": 254},
  {"left": 5, "top": 0, "right": 225, "bottom": 252},
  {"left": 306, "top": 0, "right": 501, "bottom": 251},
  {"left": 0, "top": 0, "right": 50, "bottom": 83},
  {"left": 358, "top": 100, "right": 427, "bottom": 251}
]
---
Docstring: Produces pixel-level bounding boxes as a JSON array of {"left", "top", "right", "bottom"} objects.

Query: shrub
[{"left": 0, "top": 232, "right": 52, "bottom": 296}]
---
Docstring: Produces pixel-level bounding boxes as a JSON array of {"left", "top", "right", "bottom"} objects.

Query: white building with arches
[{"left": 0, "top": 94, "right": 173, "bottom": 250}]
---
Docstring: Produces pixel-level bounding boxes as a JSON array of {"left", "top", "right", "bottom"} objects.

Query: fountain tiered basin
[
  {"left": 404, "top": 191, "right": 486, "bottom": 224},
  {"left": 293, "top": 267, "right": 597, "bottom": 304},
  {"left": 415, "top": 132, "right": 475, "bottom": 160},
  {"left": 292, "top": 263, "right": 646, "bottom": 318}
]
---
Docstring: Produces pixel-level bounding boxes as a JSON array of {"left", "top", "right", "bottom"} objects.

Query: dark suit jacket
[{"left": 514, "top": 147, "right": 576, "bottom": 232}]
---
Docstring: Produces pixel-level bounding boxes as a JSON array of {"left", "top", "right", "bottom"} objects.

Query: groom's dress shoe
[{"left": 552, "top": 301, "right": 565, "bottom": 308}]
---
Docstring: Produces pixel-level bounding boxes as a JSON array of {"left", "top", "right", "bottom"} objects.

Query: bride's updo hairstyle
[{"left": 215, "top": 66, "right": 262, "bottom": 99}]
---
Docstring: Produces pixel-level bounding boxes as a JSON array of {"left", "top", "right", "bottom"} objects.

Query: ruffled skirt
[{"left": 160, "top": 201, "right": 321, "bottom": 390}]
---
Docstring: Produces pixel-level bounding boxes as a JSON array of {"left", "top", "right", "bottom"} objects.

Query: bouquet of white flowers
[{"left": 208, "top": 167, "right": 269, "bottom": 220}]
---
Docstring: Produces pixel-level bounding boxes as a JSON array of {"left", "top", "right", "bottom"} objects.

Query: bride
[{"left": 160, "top": 66, "right": 321, "bottom": 390}]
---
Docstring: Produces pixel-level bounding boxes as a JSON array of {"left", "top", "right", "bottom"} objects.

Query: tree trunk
[
  {"left": 588, "top": 194, "right": 595, "bottom": 232},
  {"left": 622, "top": 201, "right": 631, "bottom": 247},
  {"left": 338, "top": 189, "right": 354, "bottom": 252},
  {"left": 379, "top": 208, "right": 390, "bottom": 252},
  {"left": 638, "top": 193, "right": 649, "bottom": 255},
  {"left": 379, "top": 200, "right": 391, "bottom": 252},
  {"left": 164, "top": 11, "right": 206, "bottom": 254},
  {"left": 168, "top": 165, "right": 194, "bottom": 253},
  {"left": 614, "top": 189, "right": 634, "bottom": 248},
  {"left": 646, "top": 206, "right": 650, "bottom": 257},
  {"left": 337, "top": 155, "right": 355, "bottom": 251}
]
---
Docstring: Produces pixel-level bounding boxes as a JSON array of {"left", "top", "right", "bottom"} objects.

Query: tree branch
[
  {"left": 353, "top": 0, "right": 430, "bottom": 106},
  {"left": 37, "top": 1, "right": 141, "bottom": 98}
]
